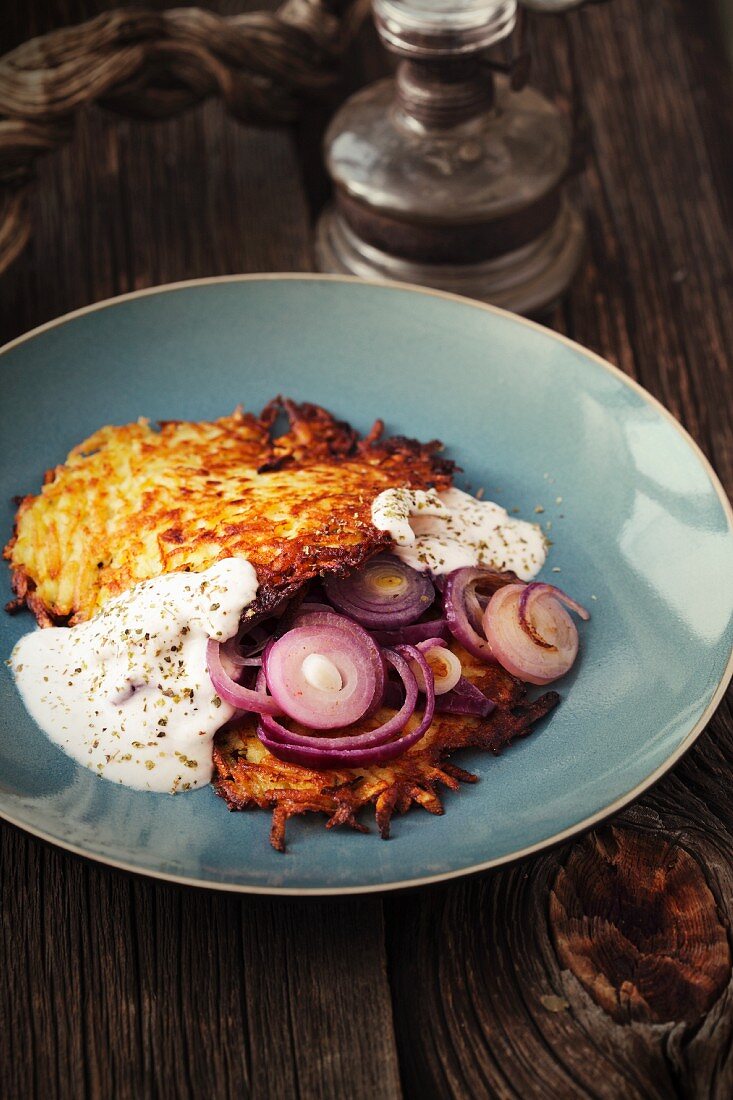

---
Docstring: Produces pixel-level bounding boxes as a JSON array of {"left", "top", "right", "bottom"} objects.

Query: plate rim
[{"left": 2, "top": 271, "right": 732, "bottom": 897}]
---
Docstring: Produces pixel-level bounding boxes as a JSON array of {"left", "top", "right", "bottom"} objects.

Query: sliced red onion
[
  {"left": 324, "top": 554, "right": 435, "bottom": 629},
  {"left": 435, "top": 677, "right": 495, "bottom": 717},
  {"left": 217, "top": 638, "right": 247, "bottom": 681},
  {"left": 219, "top": 626, "right": 266, "bottom": 673},
  {"left": 412, "top": 638, "right": 462, "bottom": 695},
  {"left": 256, "top": 645, "right": 436, "bottom": 769},
  {"left": 270, "top": 609, "right": 388, "bottom": 717},
  {"left": 518, "top": 582, "right": 590, "bottom": 638},
  {"left": 443, "top": 567, "right": 515, "bottom": 662},
  {"left": 262, "top": 613, "right": 385, "bottom": 730},
  {"left": 371, "top": 618, "right": 451, "bottom": 646},
  {"left": 206, "top": 638, "right": 284, "bottom": 715},
  {"left": 257, "top": 648, "right": 416, "bottom": 751},
  {"left": 417, "top": 637, "right": 454, "bottom": 651},
  {"left": 483, "top": 583, "right": 584, "bottom": 685},
  {"left": 219, "top": 636, "right": 250, "bottom": 671}
]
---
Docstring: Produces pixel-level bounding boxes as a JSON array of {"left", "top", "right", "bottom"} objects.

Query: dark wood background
[{"left": 2, "top": 2, "right": 732, "bottom": 1097}]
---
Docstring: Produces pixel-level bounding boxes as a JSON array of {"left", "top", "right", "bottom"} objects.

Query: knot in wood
[{"left": 549, "top": 826, "right": 730, "bottom": 1024}]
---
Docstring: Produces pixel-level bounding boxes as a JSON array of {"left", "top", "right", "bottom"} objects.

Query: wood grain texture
[
  {"left": 0, "top": 93, "right": 314, "bottom": 343},
  {"left": 387, "top": 776, "right": 733, "bottom": 1100},
  {"left": 1, "top": 1, "right": 732, "bottom": 1098},
  {"left": 550, "top": 828, "right": 731, "bottom": 1024}
]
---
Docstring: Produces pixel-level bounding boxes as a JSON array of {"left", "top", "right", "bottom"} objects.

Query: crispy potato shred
[
  {"left": 213, "top": 643, "right": 559, "bottom": 851},
  {"left": 5, "top": 398, "right": 453, "bottom": 626},
  {"left": 6, "top": 396, "right": 560, "bottom": 850}
]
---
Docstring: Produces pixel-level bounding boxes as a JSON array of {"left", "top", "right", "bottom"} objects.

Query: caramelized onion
[
  {"left": 206, "top": 639, "right": 283, "bottom": 716},
  {"left": 262, "top": 613, "right": 385, "bottom": 730},
  {"left": 482, "top": 583, "right": 587, "bottom": 685},
  {"left": 443, "top": 567, "right": 515, "bottom": 661},
  {"left": 256, "top": 645, "right": 436, "bottom": 768},
  {"left": 411, "top": 638, "right": 462, "bottom": 695},
  {"left": 435, "top": 676, "right": 495, "bottom": 717},
  {"left": 324, "top": 554, "right": 435, "bottom": 629}
]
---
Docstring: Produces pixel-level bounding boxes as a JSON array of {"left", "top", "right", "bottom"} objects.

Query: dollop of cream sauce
[
  {"left": 371, "top": 487, "right": 547, "bottom": 581},
  {"left": 10, "top": 558, "right": 258, "bottom": 793}
]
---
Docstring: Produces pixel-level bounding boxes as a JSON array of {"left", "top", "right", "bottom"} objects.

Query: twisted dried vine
[{"left": 0, "top": 1, "right": 364, "bottom": 277}]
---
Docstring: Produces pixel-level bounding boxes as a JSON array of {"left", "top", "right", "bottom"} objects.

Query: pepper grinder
[{"left": 316, "top": 0, "right": 595, "bottom": 315}]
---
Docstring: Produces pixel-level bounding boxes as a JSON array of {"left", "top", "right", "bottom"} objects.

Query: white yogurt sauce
[
  {"left": 10, "top": 558, "right": 258, "bottom": 793},
  {"left": 371, "top": 487, "right": 547, "bottom": 581}
]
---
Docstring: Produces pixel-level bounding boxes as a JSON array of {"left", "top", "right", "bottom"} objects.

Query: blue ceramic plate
[{"left": 1, "top": 276, "right": 732, "bottom": 895}]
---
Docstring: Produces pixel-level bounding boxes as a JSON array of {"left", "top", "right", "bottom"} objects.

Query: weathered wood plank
[
  {"left": 0, "top": 99, "right": 314, "bottom": 344},
  {"left": 388, "top": 798, "right": 733, "bottom": 1099}
]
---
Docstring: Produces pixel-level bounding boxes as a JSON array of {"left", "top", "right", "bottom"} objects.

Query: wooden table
[{"left": 2, "top": 2, "right": 732, "bottom": 1096}]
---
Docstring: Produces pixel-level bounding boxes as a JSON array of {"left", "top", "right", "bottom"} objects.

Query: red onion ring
[
  {"left": 324, "top": 554, "right": 435, "bottom": 629},
  {"left": 256, "top": 645, "right": 436, "bottom": 769},
  {"left": 262, "top": 613, "right": 385, "bottom": 730},
  {"left": 412, "top": 637, "right": 462, "bottom": 695},
  {"left": 206, "top": 638, "right": 284, "bottom": 715},
  {"left": 482, "top": 583, "right": 585, "bottom": 685},
  {"left": 518, "top": 583, "right": 590, "bottom": 644},
  {"left": 257, "top": 649, "right": 416, "bottom": 751},
  {"left": 270, "top": 609, "right": 388, "bottom": 717},
  {"left": 417, "top": 636, "right": 453, "bottom": 653},
  {"left": 443, "top": 567, "right": 515, "bottom": 662}
]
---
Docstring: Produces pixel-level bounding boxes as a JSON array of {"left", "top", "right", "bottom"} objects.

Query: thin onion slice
[
  {"left": 518, "top": 582, "right": 589, "bottom": 641},
  {"left": 324, "top": 554, "right": 435, "bottom": 629},
  {"left": 206, "top": 638, "right": 284, "bottom": 715},
  {"left": 411, "top": 638, "right": 462, "bottom": 695},
  {"left": 263, "top": 613, "right": 385, "bottom": 730},
  {"left": 256, "top": 646, "right": 436, "bottom": 769},
  {"left": 435, "top": 677, "right": 495, "bottom": 717},
  {"left": 257, "top": 650, "right": 416, "bottom": 751},
  {"left": 482, "top": 583, "right": 586, "bottom": 685},
  {"left": 273, "top": 609, "right": 388, "bottom": 717},
  {"left": 218, "top": 633, "right": 264, "bottom": 673},
  {"left": 443, "top": 567, "right": 516, "bottom": 662},
  {"left": 371, "top": 618, "right": 451, "bottom": 646}
]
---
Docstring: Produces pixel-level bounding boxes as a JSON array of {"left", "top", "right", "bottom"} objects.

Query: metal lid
[{"left": 373, "top": 0, "right": 518, "bottom": 56}]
